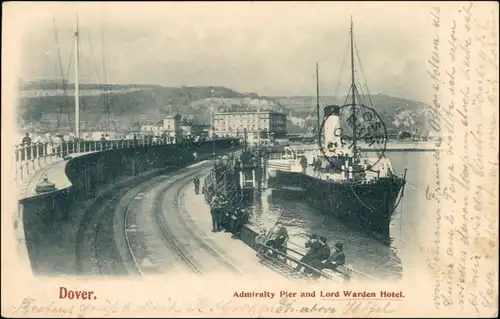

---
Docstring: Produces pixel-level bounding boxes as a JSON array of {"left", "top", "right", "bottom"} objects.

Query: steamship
[{"left": 266, "top": 19, "right": 407, "bottom": 245}]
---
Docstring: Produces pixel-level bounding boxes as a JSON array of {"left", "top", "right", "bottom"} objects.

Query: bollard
[
  {"left": 43, "top": 143, "right": 48, "bottom": 165},
  {"left": 35, "top": 175, "right": 57, "bottom": 194},
  {"left": 14, "top": 146, "right": 18, "bottom": 183},
  {"left": 36, "top": 143, "right": 41, "bottom": 168},
  {"left": 22, "top": 145, "right": 28, "bottom": 167},
  {"left": 19, "top": 162, "right": 24, "bottom": 181}
]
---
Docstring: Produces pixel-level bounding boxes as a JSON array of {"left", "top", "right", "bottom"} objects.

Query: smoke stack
[{"left": 323, "top": 105, "right": 343, "bottom": 156}]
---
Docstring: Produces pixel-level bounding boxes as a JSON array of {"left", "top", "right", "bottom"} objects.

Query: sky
[{"left": 7, "top": 2, "right": 445, "bottom": 101}]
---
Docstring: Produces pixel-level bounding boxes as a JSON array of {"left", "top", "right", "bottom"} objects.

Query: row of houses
[{"left": 24, "top": 109, "right": 289, "bottom": 145}]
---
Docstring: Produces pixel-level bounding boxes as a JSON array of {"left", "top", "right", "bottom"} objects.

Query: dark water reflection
[{"left": 248, "top": 151, "right": 431, "bottom": 281}]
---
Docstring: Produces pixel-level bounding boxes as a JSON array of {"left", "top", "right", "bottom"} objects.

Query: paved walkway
[
  {"left": 17, "top": 152, "right": 93, "bottom": 200},
  {"left": 180, "top": 169, "right": 287, "bottom": 281}
]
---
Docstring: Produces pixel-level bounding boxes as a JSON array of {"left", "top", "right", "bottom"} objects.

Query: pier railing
[
  {"left": 256, "top": 241, "right": 345, "bottom": 283},
  {"left": 13, "top": 137, "right": 223, "bottom": 186},
  {"left": 283, "top": 240, "right": 381, "bottom": 283}
]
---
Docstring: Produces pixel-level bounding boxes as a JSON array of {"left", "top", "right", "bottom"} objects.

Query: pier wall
[{"left": 18, "top": 139, "right": 237, "bottom": 274}]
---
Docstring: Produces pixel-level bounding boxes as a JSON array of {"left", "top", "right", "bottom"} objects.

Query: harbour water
[{"left": 248, "top": 150, "right": 431, "bottom": 281}]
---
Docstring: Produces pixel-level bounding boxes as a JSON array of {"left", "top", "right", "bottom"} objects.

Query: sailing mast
[
  {"left": 349, "top": 16, "right": 357, "bottom": 158},
  {"left": 316, "top": 61, "right": 320, "bottom": 146},
  {"left": 52, "top": 18, "right": 66, "bottom": 130},
  {"left": 101, "top": 21, "right": 111, "bottom": 135},
  {"left": 74, "top": 15, "right": 80, "bottom": 139}
]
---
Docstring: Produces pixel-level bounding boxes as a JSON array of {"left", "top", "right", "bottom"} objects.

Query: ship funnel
[
  {"left": 323, "top": 105, "right": 340, "bottom": 117},
  {"left": 322, "top": 105, "right": 344, "bottom": 157}
]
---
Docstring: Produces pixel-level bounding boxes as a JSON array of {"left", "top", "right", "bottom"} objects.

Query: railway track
[
  {"left": 123, "top": 165, "right": 241, "bottom": 276},
  {"left": 120, "top": 172, "right": 195, "bottom": 275},
  {"left": 75, "top": 159, "right": 242, "bottom": 277},
  {"left": 75, "top": 171, "right": 173, "bottom": 275},
  {"left": 152, "top": 177, "right": 204, "bottom": 275},
  {"left": 153, "top": 168, "right": 242, "bottom": 276}
]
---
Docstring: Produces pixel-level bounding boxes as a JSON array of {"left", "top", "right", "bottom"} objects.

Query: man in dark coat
[
  {"left": 266, "top": 222, "right": 289, "bottom": 252},
  {"left": 193, "top": 177, "right": 200, "bottom": 195},
  {"left": 326, "top": 243, "right": 346, "bottom": 271},
  {"left": 308, "top": 236, "right": 332, "bottom": 275},
  {"left": 300, "top": 156, "right": 308, "bottom": 173},
  {"left": 210, "top": 194, "right": 224, "bottom": 232},
  {"left": 133, "top": 133, "right": 138, "bottom": 146},
  {"left": 263, "top": 222, "right": 288, "bottom": 261},
  {"left": 230, "top": 207, "right": 249, "bottom": 239},
  {"left": 295, "top": 234, "right": 321, "bottom": 272},
  {"left": 217, "top": 194, "right": 228, "bottom": 231},
  {"left": 22, "top": 133, "right": 32, "bottom": 146}
]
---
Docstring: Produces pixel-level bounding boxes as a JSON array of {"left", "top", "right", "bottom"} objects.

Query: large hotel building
[{"left": 213, "top": 110, "right": 287, "bottom": 139}]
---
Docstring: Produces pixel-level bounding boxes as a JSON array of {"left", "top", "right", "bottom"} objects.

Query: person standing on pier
[
  {"left": 193, "top": 177, "right": 200, "bottom": 195},
  {"left": 219, "top": 194, "right": 229, "bottom": 231},
  {"left": 133, "top": 133, "right": 138, "bottom": 146},
  {"left": 210, "top": 194, "right": 222, "bottom": 232},
  {"left": 230, "top": 207, "right": 249, "bottom": 239},
  {"left": 22, "top": 133, "right": 32, "bottom": 146},
  {"left": 300, "top": 156, "right": 308, "bottom": 173},
  {"left": 210, "top": 193, "right": 227, "bottom": 232},
  {"left": 313, "top": 156, "right": 322, "bottom": 177},
  {"left": 228, "top": 207, "right": 240, "bottom": 235}
]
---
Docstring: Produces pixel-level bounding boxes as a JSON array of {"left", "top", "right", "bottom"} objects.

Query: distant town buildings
[
  {"left": 141, "top": 123, "right": 162, "bottom": 135},
  {"left": 163, "top": 115, "right": 182, "bottom": 140},
  {"left": 213, "top": 110, "right": 287, "bottom": 140}
]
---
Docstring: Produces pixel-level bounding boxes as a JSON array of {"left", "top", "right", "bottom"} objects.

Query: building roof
[
  {"left": 163, "top": 114, "right": 182, "bottom": 119},
  {"left": 213, "top": 110, "right": 286, "bottom": 116}
]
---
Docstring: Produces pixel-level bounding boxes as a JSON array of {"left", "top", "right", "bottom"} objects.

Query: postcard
[{"left": 2, "top": 1, "right": 498, "bottom": 317}]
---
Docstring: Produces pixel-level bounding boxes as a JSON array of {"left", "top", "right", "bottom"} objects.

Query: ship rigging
[{"left": 265, "top": 17, "right": 408, "bottom": 246}]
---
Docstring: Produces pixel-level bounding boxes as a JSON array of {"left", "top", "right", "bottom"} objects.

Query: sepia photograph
[{"left": 2, "top": 1, "right": 498, "bottom": 317}]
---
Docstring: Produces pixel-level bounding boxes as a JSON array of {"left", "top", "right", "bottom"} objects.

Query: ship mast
[
  {"left": 349, "top": 16, "right": 357, "bottom": 157},
  {"left": 316, "top": 61, "right": 320, "bottom": 146},
  {"left": 74, "top": 15, "right": 80, "bottom": 139}
]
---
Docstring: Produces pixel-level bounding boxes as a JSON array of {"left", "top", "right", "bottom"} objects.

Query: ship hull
[{"left": 268, "top": 171, "right": 405, "bottom": 245}]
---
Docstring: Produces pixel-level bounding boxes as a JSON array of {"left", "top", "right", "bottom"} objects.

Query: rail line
[
  {"left": 122, "top": 163, "right": 241, "bottom": 276},
  {"left": 76, "top": 155, "right": 244, "bottom": 276},
  {"left": 76, "top": 182, "right": 130, "bottom": 275},
  {"left": 75, "top": 167, "right": 189, "bottom": 275},
  {"left": 174, "top": 172, "right": 244, "bottom": 274},
  {"left": 121, "top": 176, "right": 168, "bottom": 275},
  {"left": 153, "top": 178, "right": 204, "bottom": 275},
  {"left": 120, "top": 170, "right": 200, "bottom": 276},
  {"left": 76, "top": 170, "right": 172, "bottom": 275},
  {"left": 157, "top": 168, "right": 242, "bottom": 275}
]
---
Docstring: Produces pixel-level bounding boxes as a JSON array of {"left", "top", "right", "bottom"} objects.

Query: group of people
[
  {"left": 261, "top": 222, "right": 346, "bottom": 277},
  {"left": 209, "top": 192, "right": 248, "bottom": 236},
  {"left": 295, "top": 234, "right": 345, "bottom": 276}
]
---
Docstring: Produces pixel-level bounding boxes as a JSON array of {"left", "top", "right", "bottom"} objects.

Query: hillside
[
  {"left": 266, "top": 94, "right": 434, "bottom": 135},
  {"left": 18, "top": 81, "right": 432, "bottom": 135}
]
